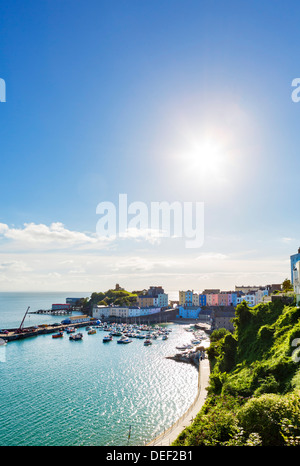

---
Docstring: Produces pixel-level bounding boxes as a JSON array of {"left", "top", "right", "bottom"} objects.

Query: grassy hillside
[
  {"left": 173, "top": 300, "right": 300, "bottom": 446},
  {"left": 80, "top": 289, "right": 138, "bottom": 315}
]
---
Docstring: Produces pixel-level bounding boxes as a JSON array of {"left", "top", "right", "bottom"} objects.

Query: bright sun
[
  {"left": 181, "top": 133, "right": 232, "bottom": 187},
  {"left": 187, "top": 138, "right": 225, "bottom": 176}
]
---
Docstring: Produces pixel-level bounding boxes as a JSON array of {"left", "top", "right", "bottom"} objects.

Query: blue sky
[{"left": 0, "top": 0, "right": 300, "bottom": 292}]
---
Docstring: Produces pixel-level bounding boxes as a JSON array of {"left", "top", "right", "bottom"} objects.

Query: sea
[{"left": 0, "top": 291, "right": 199, "bottom": 447}]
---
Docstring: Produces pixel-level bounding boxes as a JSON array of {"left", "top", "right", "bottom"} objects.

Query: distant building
[
  {"left": 66, "top": 297, "right": 82, "bottom": 305},
  {"left": 137, "top": 295, "right": 155, "bottom": 307},
  {"left": 179, "top": 291, "right": 186, "bottom": 306},
  {"left": 115, "top": 283, "right": 124, "bottom": 291},
  {"left": 93, "top": 305, "right": 111, "bottom": 319},
  {"left": 199, "top": 294, "right": 207, "bottom": 306},
  {"left": 178, "top": 305, "right": 201, "bottom": 319},
  {"left": 192, "top": 293, "right": 199, "bottom": 306},
  {"left": 266, "top": 284, "right": 282, "bottom": 294},
  {"left": 291, "top": 248, "right": 300, "bottom": 284},
  {"left": 203, "top": 289, "right": 220, "bottom": 294},
  {"left": 185, "top": 290, "right": 193, "bottom": 306},
  {"left": 61, "top": 315, "right": 90, "bottom": 325},
  {"left": 137, "top": 286, "right": 168, "bottom": 308},
  {"left": 92, "top": 304, "right": 162, "bottom": 320},
  {"left": 212, "top": 308, "right": 235, "bottom": 332},
  {"left": 52, "top": 303, "right": 72, "bottom": 311},
  {"left": 235, "top": 285, "right": 260, "bottom": 294},
  {"left": 255, "top": 288, "right": 269, "bottom": 304},
  {"left": 236, "top": 293, "right": 256, "bottom": 307}
]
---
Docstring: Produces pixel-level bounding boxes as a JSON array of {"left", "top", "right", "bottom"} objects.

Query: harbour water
[{"left": 0, "top": 292, "right": 198, "bottom": 446}]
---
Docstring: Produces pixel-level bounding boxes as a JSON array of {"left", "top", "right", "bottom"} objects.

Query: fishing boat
[
  {"left": 162, "top": 335, "right": 168, "bottom": 340},
  {"left": 103, "top": 335, "right": 113, "bottom": 342},
  {"left": 69, "top": 332, "right": 83, "bottom": 341},
  {"left": 52, "top": 332, "right": 63, "bottom": 339},
  {"left": 66, "top": 327, "right": 75, "bottom": 333},
  {"left": 117, "top": 336, "right": 132, "bottom": 344},
  {"left": 144, "top": 339, "right": 152, "bottom": 346},
  {"left": 88, "top": 329, "right": 96, "bottom": 335}
]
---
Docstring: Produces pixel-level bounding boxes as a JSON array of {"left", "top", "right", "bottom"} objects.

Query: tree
[{"left": 282, "top": 278, "right": 293, "bottom": 293}]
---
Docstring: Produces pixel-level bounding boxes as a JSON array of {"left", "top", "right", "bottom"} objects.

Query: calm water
[{"left": 0, "top": 292, "right": 197, "bottom": 446}]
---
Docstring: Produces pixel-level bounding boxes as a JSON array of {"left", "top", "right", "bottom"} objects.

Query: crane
[{"left": 18, "top": 306, "right": 30, "bottom": 333}]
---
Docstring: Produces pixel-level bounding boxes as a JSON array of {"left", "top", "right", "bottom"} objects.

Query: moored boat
[
  {"left": 176, "top": 343, "right": 193, "bottom": 350},
  {"left": 66, "top": 327, "right": 75, "bottom": 333},
  {"left": 69, "top": 332, "right": 83, "bottom": 341},
  {"left": 88, "top": 329, "right": 96, "bottom": 335},
  {"left": 144, "top": 339, "right": 152, "bottom": 346},
  {"left": 52, "top": 332, "right": 63, "bottom": 339},
  {"left": 103, "top": 335, "right": 113, "bottom": 342},
  {"left": 117, "top": 336, "right": 132, "bottom": 344}
]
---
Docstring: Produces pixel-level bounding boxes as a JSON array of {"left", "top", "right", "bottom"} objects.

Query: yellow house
[
  {"left": 137, "top": 295, "right": 154, "bottom": 307},
  {"left": 179, "top": 291, "right": 186, "bottom": 306}
]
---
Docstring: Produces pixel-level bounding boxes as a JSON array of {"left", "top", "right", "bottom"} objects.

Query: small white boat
[
  {"left": 103, "top": 335, "right": 113, "bottom": 342},
  {"left": 66, "top": 327, "right": 75, "bottom": 333},
  {"left": 0, "top": 338, "right": 7, "bottom": 346},
  {"left": 117, "top": 336, "right": 132, "bottom": 344}
]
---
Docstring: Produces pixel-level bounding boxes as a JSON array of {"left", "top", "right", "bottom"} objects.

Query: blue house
[
  {"left": 178, "top": 305, "right": 201, "bottom": 319},
  {"left": 199, "top": 294, "right": 207, "bottom": 306}
]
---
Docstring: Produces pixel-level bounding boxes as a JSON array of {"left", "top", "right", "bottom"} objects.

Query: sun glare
[
  {"left": 181, "top": 133, "right": 232, "bottom": 186},
  {"left": 187, "top": 139, "right": 224, "bottom": 175}
]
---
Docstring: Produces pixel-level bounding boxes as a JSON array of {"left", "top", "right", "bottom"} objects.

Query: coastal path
[{"left": 147, "top": 357, "right": 210, "bottom": 446}]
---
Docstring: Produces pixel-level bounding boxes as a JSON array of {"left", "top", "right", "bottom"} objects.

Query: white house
[
  {"left": 93, "top": 305, "right": 111, "bottom": 319},
  {"left": 255, "top": 288, "right": 269, "bottom": 305},
  {"left": 192, "top": 293, "right": 200, "bottom": 306},
  {"left": 92, "top": 305, "right": 162, "bottom": 320},
  {"left": 157, "top": 293, "right": 168, "bottom": 308}
]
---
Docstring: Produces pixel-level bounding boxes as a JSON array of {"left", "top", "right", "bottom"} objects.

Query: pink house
[{"left": 211, "top": 294, "right": 219, "bottom": 305}]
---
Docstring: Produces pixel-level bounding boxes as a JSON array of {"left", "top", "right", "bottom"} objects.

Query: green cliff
[{"left": 173, "top": 300, "right": 300, "bottom": 446}]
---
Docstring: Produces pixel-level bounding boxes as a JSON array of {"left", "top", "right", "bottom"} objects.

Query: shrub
[
  {"left": 253, "top": 375, "right": 280, "bottom": 396},
  {"left": 237, "top": 392, "right": 300, "bottom": 446}
]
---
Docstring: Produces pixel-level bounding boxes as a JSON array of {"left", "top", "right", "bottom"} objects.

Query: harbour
[{"left": 0, "top": 291, "right": 202, "bottom": 446}]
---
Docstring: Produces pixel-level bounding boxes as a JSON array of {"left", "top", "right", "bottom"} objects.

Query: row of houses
[
  {"left": 178, "top": 285, "right": 279, "bottom": 309},
  {"left": 93, "top": 305, "right": 162, "bottom": 320}
]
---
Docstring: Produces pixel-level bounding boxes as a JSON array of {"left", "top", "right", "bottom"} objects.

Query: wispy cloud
[
  {"left": 0, "top": 222, "right": 111, "bottom": 250},
  {"left": 281, "top": 237, "right": 295, "bottom": 244},
  {"left": 0, "top": 222, "right": 169, "bottom": 251}
]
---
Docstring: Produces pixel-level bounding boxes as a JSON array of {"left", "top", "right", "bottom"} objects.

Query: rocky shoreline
[{"left": 166, "top": 325, "right": 210, "bottom": 368}]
